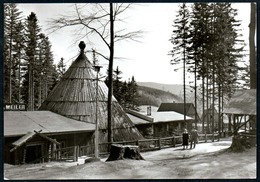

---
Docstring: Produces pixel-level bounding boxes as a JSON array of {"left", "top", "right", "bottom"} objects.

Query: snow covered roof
[
  {"left": 4, "top": 111, "right": 95, "bottom": 137},
  {"left": 153, "top": 111, "right": 194, "bottom": 123},
  {"left": 223, "top": 89, "right": 256, "bottom": 115},
  {"left": 126, "top": 109, "right": 193, "bottom": 125},
  {"left": 126, "top": 114, "right": 152, "bottom": 125}
]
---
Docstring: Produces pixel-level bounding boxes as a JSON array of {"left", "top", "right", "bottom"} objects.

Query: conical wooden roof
[{"left": 39, "top": 41, "right": 143, "bottom": 142}]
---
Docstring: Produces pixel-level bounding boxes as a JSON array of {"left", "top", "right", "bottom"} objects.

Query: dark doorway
[{"left": 25, "top": 145, "right": 42, "bottom": 163}]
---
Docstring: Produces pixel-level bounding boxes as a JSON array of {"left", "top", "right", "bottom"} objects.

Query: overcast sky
[{"left": 17, "top": 3, "right": 251, "bottom": 84}]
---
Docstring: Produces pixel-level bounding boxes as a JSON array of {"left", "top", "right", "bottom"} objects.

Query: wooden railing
[
  {"left": 79, "top": 133, "right": 219, "bottom": 156},
  {"left": 51, "top": 146, "right": 80, "bottom": 162},
  {"left": 51, "top": 133, "right": 220, "bottom": 162}
]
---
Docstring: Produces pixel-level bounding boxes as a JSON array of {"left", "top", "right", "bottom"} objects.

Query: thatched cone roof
[{"left": 39, "top": 41, "right": 143, "bottom": 142}]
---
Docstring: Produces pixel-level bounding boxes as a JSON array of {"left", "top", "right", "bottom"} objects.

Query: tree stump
[
  {"left": 106, "top": 144, "right": 144, "bottom": 162},
  {"left": 229, "top": 135, "right": 245, "bottom": 152}
]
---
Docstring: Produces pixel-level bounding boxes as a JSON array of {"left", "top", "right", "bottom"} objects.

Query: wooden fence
[
  {"left": 60, "top": 133, "right": 220, "bottom": 161},
  {"left": 50, "top": 146, "right": 80, "bottom": 162}
]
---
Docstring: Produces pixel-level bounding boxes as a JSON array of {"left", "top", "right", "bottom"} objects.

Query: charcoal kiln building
[{"left": 4, "top": 41, "right": 143, "bottom": 164}]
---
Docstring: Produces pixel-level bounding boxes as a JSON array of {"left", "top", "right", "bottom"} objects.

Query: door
[{"left": 25, "top": 144, "right": 42, "bottom": 163}]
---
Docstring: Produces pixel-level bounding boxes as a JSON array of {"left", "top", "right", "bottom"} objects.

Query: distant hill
[
  {"left": 137, "top": 82, "right": 202, "bottom": 115},
  {"left": 137, "top": 85, "right": 183, "bottom": 107},
  {"left": 138, "top": 82, "right": 189, "bottom": 96}
]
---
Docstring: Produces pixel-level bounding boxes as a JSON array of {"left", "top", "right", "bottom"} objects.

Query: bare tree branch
[
  {"left": 47, "top": 3, "right": 143, "bottom": 62},
  {"left": 86, "top": 49, "right": 109, "bottom": 61},
  {"left": 115, "top": 30, "right": 144, "bottom": 43},
  {"left": 74, "top": 4, "right": 110, "bottom": 49}
]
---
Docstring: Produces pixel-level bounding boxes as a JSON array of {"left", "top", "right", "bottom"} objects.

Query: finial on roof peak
[{"left": 79, "top": 41, "right": 86, "bottom": 52}]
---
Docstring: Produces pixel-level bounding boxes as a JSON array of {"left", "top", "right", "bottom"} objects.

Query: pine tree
[
  {"left": 22, "top": 12, "right": 41, "bottom": 110},
  {"left": 189, "top": 3, "right": 210, "bottom": 130},
  {"left": 4, "top": 3, "right": 23, "bottom": 104},
  {"left": 113, "top": 66, "right": 123, "bottom": 104},
  {"left": 104, "top": 69, "right": 139, "bottom": 110},
  {"left": 188, "top": 3, "right": 244, "bottom": 133},
  {"left": 175, "top": 3, "right": 245, "bottom": 133},
  {"left": 127, "top": 76, "right": 139, "bottom": 110},
  {"left": 36, "top": 33, "right": 57, "bottom": 107},
  {"left": 169, "top": 3, "right": 191, "bottom": 124},
  {"left": 12, "top": 21, "right": 25, "bottom": 103},
  {"left": 57, "top": 57, "right": 66, "bottom": 81}
]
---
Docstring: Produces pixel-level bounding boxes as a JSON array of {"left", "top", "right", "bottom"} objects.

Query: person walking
[
  {"left": 190, "top": 127, "right": 198, "bottom": 149},
  {"left": 182, "top": 129, "right": 189, "bottom": 150}
]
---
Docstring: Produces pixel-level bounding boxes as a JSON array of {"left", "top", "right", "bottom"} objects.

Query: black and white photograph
[{"left": 3, "top": 2, "right": 257, "bottom": 180}]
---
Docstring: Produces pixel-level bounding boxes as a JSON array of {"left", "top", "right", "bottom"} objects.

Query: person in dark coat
[
  {"left": 190, "top": 127, "right": 198, "bottom": 149},
  {"left": 182, "top": 129, "right": 189, "bottom": 150}
]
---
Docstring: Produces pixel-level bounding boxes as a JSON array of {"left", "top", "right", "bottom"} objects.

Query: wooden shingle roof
[
  {"left": 4, "top": 111, "right": 95, "bottom": 137},
  {"left": 223, "top": 89, "right": 256, "bottom": 115},
  {"left": 158, "top": 103, "right": 196, "bottom": 116},
  {"left": 39, "top": 41, "right": 143, "bottom": 142}
]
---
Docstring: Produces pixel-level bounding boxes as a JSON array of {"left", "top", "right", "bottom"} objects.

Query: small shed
[
  {"left": 222, "top": 89, "right": 256, "bottom": 135},
  {"left": 4, "top": 111, "right": 95, "bottom": 165}
]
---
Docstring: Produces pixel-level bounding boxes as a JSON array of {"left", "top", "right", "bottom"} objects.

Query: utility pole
[{"left": 93, "top": 65, "right": 102, "bottom": 159}]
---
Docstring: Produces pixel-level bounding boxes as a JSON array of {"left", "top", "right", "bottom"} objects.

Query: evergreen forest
[
  {"left": 4, "top": 4, "right": 66, "bottom": 110},
  {"left": 169, "top": 3, "right": 253, "bottom": 133}
]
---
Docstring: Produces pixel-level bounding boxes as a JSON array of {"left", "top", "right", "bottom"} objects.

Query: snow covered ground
[{"left": 4, "top": 137, "right": 256, "bottom": 179}]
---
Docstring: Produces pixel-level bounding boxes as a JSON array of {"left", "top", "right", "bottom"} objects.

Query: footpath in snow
[
  {"left": 141, "top": 138, "right": 232, "bottom": 161},
  {"left": 64, "top": 138, "right": 232, "bottom": 165},
  {"left": 5, "top": 138, "right": 232, "bottom": 170}
]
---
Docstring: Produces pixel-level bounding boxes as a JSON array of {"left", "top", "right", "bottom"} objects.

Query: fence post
[
  {"left": 77, "top": 146, "right": 80, "bottom": 159},
  {"left": 212, "top": 133, "right": 214, "bottom": 142},
  {"left": 205, "top": 133, "right": 207, "bottom": 142},
  {"left": 79, "top": 147, "right": 82, "bottom": 156},
  {"left": 58, "top": 150, "right": 60, "bottom": 159},
  {"left": 158, "top": 138, "right": 161, "bottom": 150},
  {"left": 172, "top": 136, "right": 176, "bottom": 147},
  {"left": 136, "top": 140, "right": 139, "bottom": 146},
  {"left": 73, "top": 146, "right": 77, "bottom": 162}
]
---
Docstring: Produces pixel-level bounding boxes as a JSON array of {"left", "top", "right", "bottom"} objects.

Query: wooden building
[
  {"left": 201, "top": 105, "right": 219, "bottom": 133},
  {"left": 126, "top": 106, "right": 194, "bottom": 138},
  {"left": 39, "top": 41, "right": 143, "bottom": 144},
  {"left": 222, "top": 89, "right": 256, "bottom": 135},
  {"left": 126, "top": 109, "right": 153, "bottom": 138},
  {"left": 157, "top": 103, "right": 200, "bottom": 129},
  {"left": 4, "top": 111, "right": 95, "bottom": 165}
]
